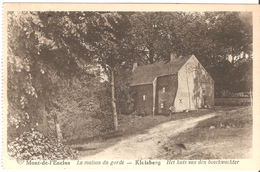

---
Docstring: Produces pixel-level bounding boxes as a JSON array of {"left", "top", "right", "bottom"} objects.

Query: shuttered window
[{"left": 143, "top": 95, "right": 146, "bottom": 101}]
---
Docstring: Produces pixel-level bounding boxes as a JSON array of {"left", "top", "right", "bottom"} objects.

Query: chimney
[
  {"left": 170, "top": 52, "right": 176, "bottom": 61},
  {"left": 132, "top": 62, "right": 138, "bottom": 71}
]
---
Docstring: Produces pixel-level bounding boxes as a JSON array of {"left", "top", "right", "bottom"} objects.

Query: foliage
[
  {"left": 114, "top": 67, "right": 134, "bottom": 114},
  {"left": 8, "top": 130, "right": 78, "bottom": 160},
  {"left": 49, "top": 75, "right": 113, "bottom": 140},
  {"left": 7, "top": 11, "right": 253, "bottom": 144},
  {"left": 7, "top": 12, "right": 40, "bottom": 132},
  {"left": 86, "top": 12, "right": 134, "bottom": 130},
  {"left": 7, "top": 11, "right": 103, "bottom": 138},
  {"left": 129, "top": 12, "right": 252, "bottom": 95}
]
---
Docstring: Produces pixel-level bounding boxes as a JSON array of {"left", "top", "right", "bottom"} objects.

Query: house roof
[{"left": 130, "top": 55, "right": 192, "bottom": 86}]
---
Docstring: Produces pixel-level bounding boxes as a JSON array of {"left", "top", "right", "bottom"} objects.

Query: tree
[
  {"left": 130, "top": 12, "right": 173, "bottom": 64},
  {"left": 8, "top": 11, "right": 252, "bottom": 138},
  {"left": 203, "top": 12, "right": 252, "bottom": 95},
  {"left": 7, "top": 11, "right": 102, "bottom": 139},
  {"left": 7, "top": 11, "right": 53, "bottom": 137},
  {"left": 129, "top": 11, "right": 252, "bottom": 96},
  {"left": 87, "top": 12, "right": 133, "bottom": 130}
]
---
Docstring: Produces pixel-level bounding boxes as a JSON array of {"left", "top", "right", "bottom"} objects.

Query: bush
[
  {"left": 60, "top": 110, "right": 113, "bottom": 141},
  {"left": 8, "top": 130, "right": 79, "bottom": 160}
]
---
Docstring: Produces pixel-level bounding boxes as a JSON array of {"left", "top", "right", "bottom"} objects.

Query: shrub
[{"left": 8, "top": 130, "right": 78, "bottom": 160}]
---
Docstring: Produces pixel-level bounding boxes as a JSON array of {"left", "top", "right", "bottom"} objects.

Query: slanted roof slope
[{"left": 130, "top": 55, "right": 191, "bottom": 86}]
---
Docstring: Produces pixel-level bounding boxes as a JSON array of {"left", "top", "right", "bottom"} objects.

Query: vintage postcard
[{"left": 2, "top": 3, "right": 260, "bottom": 170}]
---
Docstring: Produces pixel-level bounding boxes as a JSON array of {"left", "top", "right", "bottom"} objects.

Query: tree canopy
[{"left": 7, "top": 11, "right": 252, "bottom": 141}]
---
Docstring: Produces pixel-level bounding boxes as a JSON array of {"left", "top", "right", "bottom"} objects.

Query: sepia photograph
[{"left": 2, "top": 3, "right": 260, "bottom": 170}]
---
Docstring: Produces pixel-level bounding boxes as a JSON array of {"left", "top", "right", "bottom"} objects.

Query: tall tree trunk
[
  {"left": 111, "top": 69, "right": 118, "bottom": 130},
  {"left": 53, "top": 113, "right": 63, "bottom": 142}
]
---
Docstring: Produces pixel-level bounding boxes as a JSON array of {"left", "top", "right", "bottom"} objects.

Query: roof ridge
[{"left": 130, "top": 55, "right": 192, "bottom": 86}]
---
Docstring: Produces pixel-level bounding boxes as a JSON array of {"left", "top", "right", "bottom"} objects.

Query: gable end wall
[{"left": 174, "top": 55, "right": 214, "bottom": 112}]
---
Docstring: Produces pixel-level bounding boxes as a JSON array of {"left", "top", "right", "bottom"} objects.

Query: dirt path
[{"left": 81, "top": 113, "right": 217, "bottom": 160}]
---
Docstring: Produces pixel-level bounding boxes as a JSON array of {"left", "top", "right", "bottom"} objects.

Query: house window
[
  {"left": 160, "top": 103, "right": 164, "bottom": 108},
  {"left": 143, "top": 95, "right": 146, "bottom": 101},
  {"left": 163, "top": 87, "right": 166, "bottom": 93}
]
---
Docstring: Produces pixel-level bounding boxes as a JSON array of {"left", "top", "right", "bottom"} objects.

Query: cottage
[{"left": 130, "top": 53, "right": 214, "bottom": 115}]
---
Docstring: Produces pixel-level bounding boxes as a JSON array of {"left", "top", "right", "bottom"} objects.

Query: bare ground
[
  {"left": 81, "top": 113, "right": 217, "bottom": 160},
  {"left": 79, "top": 107, "right": 252, "bottom": 160}
]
